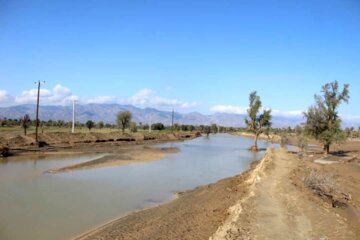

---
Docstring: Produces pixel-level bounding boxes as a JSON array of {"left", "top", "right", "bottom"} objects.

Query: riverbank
[
  {"left": 74, "top": 151, "right": 265, "bottom": 240},
  {"left": 231, "top": 131, "right": 281, "bottom": 143},
  {"left": 1, "top": 133, "right": 270, "bottom": 240},
  {"left": 76, "top": 140, "right": 360, "bottom": 240},
  {"left": 0, "top": 131, "right": 199, "bottom": 158},
  {"left": 211, "top": 147, "right": 360, "bottom": 239}
]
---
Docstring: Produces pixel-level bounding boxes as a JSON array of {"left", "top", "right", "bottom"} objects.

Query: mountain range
[{"left": 0, "top": 104, "right": 358, "bottom": 128}]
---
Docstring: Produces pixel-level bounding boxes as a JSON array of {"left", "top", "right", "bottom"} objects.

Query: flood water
[{"left": 0, "top": 134, "right": 277, "bottom": 240}]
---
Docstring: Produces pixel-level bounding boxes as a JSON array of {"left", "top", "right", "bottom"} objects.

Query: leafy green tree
[
  {"left": 86, "top": 120, "right": 95, "bottom": 131},
  {"left": 188, "top": 125, "right": 195, "bottom": 131},
  {"left": 304, "top": 81, "right": 349, "bottom": 154},
  {"left": 0, "top": 118, "right": 7, "bottom": 127},
  {"left": 117, "top": 111, "right": 132, "bottom": 133},
  {"left": 173, "top": 123, "right": 180, "bottom": 131},
  {"left": 57, "top": 120, "right": 65, "bottom": 127},
  {"left": 244, "top": 91, "right": 272, "bottom": 151},
  {"left": 151, "top": 122, "right": 165, "bottom": 131},
  {"left": 21, "top": 114, "right": 31, "bottom": 135},
  {"left": 180, "top": 125, "right": 187, "bottom": 131}
]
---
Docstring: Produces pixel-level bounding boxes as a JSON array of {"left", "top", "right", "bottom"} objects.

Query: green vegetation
[
  {"left": 86, "top": 120, "right": 95, "bottom": 131},
  {"left": 116, "top": 111, "right": 132, "bottom": 133},
  {"left": 151, "top": 122, "right": 165, "bottom": 131},
  {"left": 304, "top": 81, "right": 349, "bottom": 154},
  {"left": 244, "top": 91, "right": 272, "bottom": 151}
]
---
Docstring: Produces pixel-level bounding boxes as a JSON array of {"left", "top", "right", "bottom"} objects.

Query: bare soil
[
  {"left": 47, "top": 146, "right": 179, "bottom": 173},
  {"left": 211, "top": 148, "right": 359, "bottom": 240},
  {"left": 0, "top": 131, "right": 199, "bottom": 158}
]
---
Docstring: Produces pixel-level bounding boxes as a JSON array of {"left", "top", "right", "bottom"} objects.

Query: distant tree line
[
  {"left": 0, "top": 118, "right": 114, "bottom": 129},
  {"left": 0, "top": 111, "right": 241, "bottom": 136}
]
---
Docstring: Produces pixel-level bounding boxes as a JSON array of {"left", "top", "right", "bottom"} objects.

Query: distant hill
[{"left": 0, "top": 104, "right": 357, "bottom": 128}]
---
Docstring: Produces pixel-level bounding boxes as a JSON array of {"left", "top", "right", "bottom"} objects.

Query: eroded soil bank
[
  {"left": 211, "top": 147, "right": 360, "bottom": 239},
  {"left": 0, "top": 131, "right": 199, "bottom": 158},
  {"left": 76, "top": 142, "right": 360, "bottom": 240}
]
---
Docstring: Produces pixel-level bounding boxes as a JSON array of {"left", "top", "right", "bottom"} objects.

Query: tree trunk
[
  {"left": 122, "top": 126, "right": 125, "bottom": 133},
  {"left": 251, "top": 134, "right": 259, "bottom": 151},
  {"left": 24, "top": 127, "right": 27, "bottom": 136},
  {"left": 324, "top": 144, "right": 330, "bottom": 155}
]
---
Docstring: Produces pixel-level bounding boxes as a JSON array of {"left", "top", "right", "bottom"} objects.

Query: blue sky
[{"left": 0, "top": 0, "right": 359, "bottom": 119}]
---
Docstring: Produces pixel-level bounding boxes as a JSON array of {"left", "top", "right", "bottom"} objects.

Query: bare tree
[{"left": 21, "top": 114, "right": 31, "bottom": 136}]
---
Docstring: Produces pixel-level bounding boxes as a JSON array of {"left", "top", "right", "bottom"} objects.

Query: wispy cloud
[
  {"left": 0, "top": 84, "right": 77, "bottom": 106},
  {"left": 210, "top": 105, "right": 247, "bottom": 115},
  {"left": 124, "top": 88, "right": 198, "bottom": 109},
  {"left": 82, "top": 96, "right": 118, "bottom": 104},
  {"left": 210, "top": 104, "right": 304, "bottom": 118}
]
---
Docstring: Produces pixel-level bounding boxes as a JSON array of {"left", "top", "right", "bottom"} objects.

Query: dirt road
[{"left": 211, "top": 148, "right": 359, "bottom": 240}]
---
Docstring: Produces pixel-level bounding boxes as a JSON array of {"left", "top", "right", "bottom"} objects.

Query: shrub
[{"left": 303, "top": 168, "right": 338, "bottom": 196}]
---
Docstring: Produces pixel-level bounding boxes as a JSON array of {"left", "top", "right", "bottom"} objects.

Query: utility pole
[
  {"left": 35, "top": 80, "right": 45, "bottom": 143},
  {"left": 72, "top": 99, "right": 76, "bottom": 133},
  {"left": 171, "top": 109, "right": 174, "bottom": 132}
]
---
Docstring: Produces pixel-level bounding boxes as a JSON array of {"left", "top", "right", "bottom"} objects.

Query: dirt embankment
[
  {"left": 74, "top": 156, "right": 263, "bottom": 240},
  {"left": 231, "top": 131, "right": 281, "bottom": 143},
  {"left": 76, "top": 143, "right": 360, "bottom": 240},
  {"left": 0, "top": 131, "right": 200, "bottom": 157},
  {"left": 211, "top": 147, "right": 360, "bottom": 239}
]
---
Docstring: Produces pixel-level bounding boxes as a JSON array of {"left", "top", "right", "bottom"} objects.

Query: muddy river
[{"left": 0, "top": 134, "right": 277, "bottom": 240}]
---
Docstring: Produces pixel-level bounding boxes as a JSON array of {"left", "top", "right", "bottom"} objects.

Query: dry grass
[{"left": 303, "top": 168, "right": 338, "bottom": 197}]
